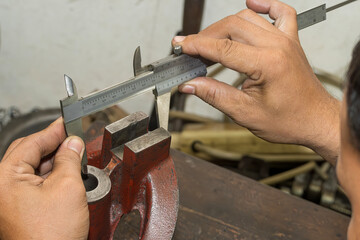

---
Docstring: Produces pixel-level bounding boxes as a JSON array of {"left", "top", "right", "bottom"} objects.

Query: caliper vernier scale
[{"left": 60, "top": 0, "right": 358, "bottom": 176}]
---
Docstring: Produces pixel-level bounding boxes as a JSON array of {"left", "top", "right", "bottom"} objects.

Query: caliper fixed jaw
[
  {"left": 133, "top": 46, "right": 154, "bottom": 77},
  {"left": 60, "top": 75, "right": 89, "bottom": 181}
]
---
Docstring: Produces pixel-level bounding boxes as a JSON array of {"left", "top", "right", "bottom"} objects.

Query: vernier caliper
[
  {"left": 60, "top": 48, "right": 207, "bottom": 175},
  {"left": 60, "top": 0, "right": 358, "bottom": 176}
]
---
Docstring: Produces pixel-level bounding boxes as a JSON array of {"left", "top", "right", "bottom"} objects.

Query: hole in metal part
[{"left": 83, "top": 173, "right": 99, "bottom": 192}]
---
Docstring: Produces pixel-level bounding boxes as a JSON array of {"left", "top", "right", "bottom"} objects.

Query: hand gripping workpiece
[{"left": 84, "top": 112, "right": 178, "bottom": 239}]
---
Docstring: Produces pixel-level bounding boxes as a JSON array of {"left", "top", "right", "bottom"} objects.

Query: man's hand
[
  {"left": 0, "top": 118, "right": 89, "bottom": 240},
  {"left": 173, "top": 0, "right": 340, "bottom": 164}
]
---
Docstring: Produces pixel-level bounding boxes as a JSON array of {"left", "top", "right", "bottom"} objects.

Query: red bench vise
[{"left": 83, "top": 112, "right": 179, "bottom": 239}]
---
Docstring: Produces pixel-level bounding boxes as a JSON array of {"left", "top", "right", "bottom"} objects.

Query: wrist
[
  {"left": 301, "top": 92, "right": 340, "bottom": 165},
  {"left": 348, "top": 204, "right": 360, "bottom": 239}
]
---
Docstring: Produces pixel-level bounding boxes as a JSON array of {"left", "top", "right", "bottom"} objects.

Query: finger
[
  {"left": 40, "top": 171, "right": 52, "bottom": 179},
  {"left": 36, "top": 155, "right": 55, "bottom": 177},
  {"left": 198, "top": 14, "right": 275, "bottom": 47},
  {"left": 5, "top": 118, "right": 66, "bottom": 174},
  {"left": 179, "top": 77, "right": 252, "bottom": 120},
  {"left": 46, "top": 136, "right": 84, "bottom": 183},
  {"left": 246, "top": 0, "right": 298, "bottom": 37},
  {"left": 2, "top": 137, "right": 25, "bottom": 161},
  {"left": 236, "top": 9, "right": 278, "bottom": 34},
  {"left": 173, "top": 35, "right": 263, "bottom": 80}
]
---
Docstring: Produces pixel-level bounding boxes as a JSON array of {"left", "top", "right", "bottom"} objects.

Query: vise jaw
[{"left": 84, "top": 112, "right": 179, "bottom": 240}]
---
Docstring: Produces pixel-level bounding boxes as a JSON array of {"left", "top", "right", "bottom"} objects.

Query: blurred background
[{"left": 0, "top": 0, "right": 358, "bottom": 116}]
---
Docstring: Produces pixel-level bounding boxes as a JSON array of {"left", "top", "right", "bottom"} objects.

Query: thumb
[
  {"left": 179, "top": 77, "right": 251, "bottom": 121},
  {"left": 48, "top": 136, "right": 84, "bottom": 182}
]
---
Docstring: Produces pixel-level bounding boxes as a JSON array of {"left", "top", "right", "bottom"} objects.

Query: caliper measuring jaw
[
  {"left": 60, "top": 75, "right": 89, "bottom": 177},
  {"left": 133, "top": 46, "right": 171, "bottom": 130}
]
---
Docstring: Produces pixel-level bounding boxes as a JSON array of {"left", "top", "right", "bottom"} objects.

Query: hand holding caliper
[{"left": 172, "top": 0, "right": 356, "bottom": 165}]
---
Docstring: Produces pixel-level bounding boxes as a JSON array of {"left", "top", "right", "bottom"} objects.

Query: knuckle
[
  {"left": 274, "top": 1, "right": 297, "bottom": 16},
  {"left": 204, "top": 87, "right": 220, "bottom": 107},
  {"left": 57, "top": 148, "right": 80, "bottom": 161},
  {"left": 237, "top": 9, "right": 254, "bottom": 19},
  {"left": 6, "top": 159, "right": 30, "bottom": 175},
  {"left": 223, "top": 15, "right": 237, "bottom": 24},
  {"left": 5, "top": 138, "right": 25, "bottom": 155},
  {"left": 33, "top": 136, "right": 45, "bottom": 156},
  {"left": 185, "top": 33, "right": 196, "bottom": 42},
  {"left": 225, "top": 15, "right": 242, "bottom": 29},
  {"left": 55, "top": 152, "right": 81, "bottom": 170},
  {"left": 216, "top": 39, "right": 234, "bottom": 63},
  {"left": 248, "top": 50, "right": 263, "bottom": 80},
  {"left": 11, "top": 138, "right": 24, "bottom": 147},
  {"left": 181, "top": 34, "right": 198, "bottom": 53},
  {"left": 287, "top": 6, "right": 297, "bottom": 16}
]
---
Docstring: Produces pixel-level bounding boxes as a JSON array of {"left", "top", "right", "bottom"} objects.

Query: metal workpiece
[
  {"left": 155, "top": 92, "right": 171, "bottom": 130},
  {"left": 125, "top": 127, "right": 171, "bottom": 153},
  {"left": 100, "top": 112, "right": 149, "bottom": 169},
  {"left": 86, "top": 165, "right": 112, "bottom": 203},
  {"left": 85, "top": 112, "right": 178, "bottom": 240}
]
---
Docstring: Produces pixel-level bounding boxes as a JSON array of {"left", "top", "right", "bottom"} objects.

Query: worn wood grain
[{"left": 115, "top": 149, "right": 349, "bottom": 239}]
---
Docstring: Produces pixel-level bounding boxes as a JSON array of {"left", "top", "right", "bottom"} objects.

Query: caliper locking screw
[{"left": 173, "top": 45, "right": 182, "bottom": 56}]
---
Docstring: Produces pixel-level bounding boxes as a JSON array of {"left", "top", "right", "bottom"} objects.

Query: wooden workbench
[{"left": 115, "top": 149, "right": 349, "bottom": 239}]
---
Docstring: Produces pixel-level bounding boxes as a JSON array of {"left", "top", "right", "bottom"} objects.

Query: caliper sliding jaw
[{"left": 133, "top": 46, "right": 171, "bottom": 131}]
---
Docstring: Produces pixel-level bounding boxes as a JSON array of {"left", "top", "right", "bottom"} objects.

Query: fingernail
[
  {"left": 179, "top": 84, "right": 195, "bottom": 94},
  {"left": 174, "top": 36, "right": 186, "bottom": 42},
  {"left": 67, "top": 137, "right": 84, "bottom": 156}
]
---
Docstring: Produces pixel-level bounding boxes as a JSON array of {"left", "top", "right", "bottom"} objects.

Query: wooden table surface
[{"left": 115, "top": 149, "right": 349, "bottom": 239}]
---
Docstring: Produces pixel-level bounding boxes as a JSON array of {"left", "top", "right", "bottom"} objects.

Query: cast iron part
[{"left": 84, "top": 112, "right": 179, "bottom": 240}]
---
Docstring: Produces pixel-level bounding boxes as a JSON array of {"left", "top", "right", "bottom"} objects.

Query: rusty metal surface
[
  {"left": 85, "top": 112, "right": 179, "bottom": 240},
  {"left": 115, "top": 149, "right": 349, "bottom": 240}
]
